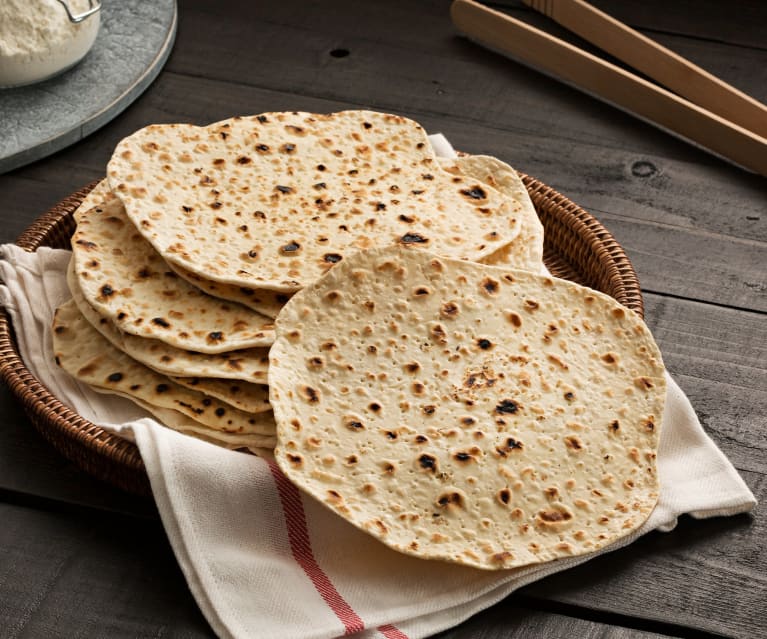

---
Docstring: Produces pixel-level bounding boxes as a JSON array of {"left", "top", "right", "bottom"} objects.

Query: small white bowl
[{"left": 0, "top": 0, "right": 101, "bottom": 88}]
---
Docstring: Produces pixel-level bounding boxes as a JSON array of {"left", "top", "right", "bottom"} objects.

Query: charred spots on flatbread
[
  {"left": 495, "top": 437, "right": 523, "bottom": 457},
  {"left": 343, "top": 415, "right": 365, "bottom": 431},
  {"left": 440, "top": 301, "right": 460, "bottom": 318},
  {"left": 524, "top": 299, "right": 540, "bottom": 311},
  {"left": 436, "top": 491, "right": 465, "bottom": 511},
  {"left": 381, "top": 461, "right": 396, "bottom": 475},
  {"left": 495, "top": 399, "right": 519, "bottom": 414},
  {"left": 207, "top": 331, "right": 224, "bottom": 344},
  {"left": 400, "top": 232, "right": 429, "bottom": 244},
  {"left": 476, "top": 338, "right": 493, "bottom": 350},
  {"left": 460, "top": 185, "right": 488, "bottom": 201},
  {"left": 536, "top": 507, "right": 573, "bottom": 527},
  {"left": 634, "top": 376, "right": 656, "bottom": 390},
  {"left": 323, "top": 253, "right": 343, "bottom": 264},
  {"left": 453, "top": 447, "right": 480, "bottom": 464},
  {"left": 601, "top": 352, "right": 619, "bottom": 365},
  {"left": 417, "top": 453, "right": 438, "bottom": 472},
  {"left": 280, "top": 241, "right": 301, "bottom": 255},
  {"left": 299, "top": 385, "right": 320, "bottom": 404},
  {"left": 286, "top": 453, "right": 303, "bottom": 467},
  {"left": 429, "top": 323, "right": 447, "bottom": 344},
  {"left": 480, "top": 277, "right": 500, "bottom": 296},
  {"left": 412, "top": 285, "right": 431, "bottom": 297},
  {"left": 306, "top": 356, "right": 324, "bottom": 370},
  {"left": 506, "top": 311, "right": 523, "bottom": 328}
]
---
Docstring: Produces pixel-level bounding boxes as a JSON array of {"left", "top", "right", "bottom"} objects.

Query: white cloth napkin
[{"left": 0, "top": 136, "right": 756, "bottom": 639}]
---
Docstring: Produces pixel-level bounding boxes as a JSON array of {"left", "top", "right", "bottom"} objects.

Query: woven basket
[{"left": 0, "top": 177, "right": 642, "bottom": 497}]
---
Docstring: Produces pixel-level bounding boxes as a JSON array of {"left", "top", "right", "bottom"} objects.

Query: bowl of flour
[{"left": 0, "top": 0, "right": 101, "bottom": 88}]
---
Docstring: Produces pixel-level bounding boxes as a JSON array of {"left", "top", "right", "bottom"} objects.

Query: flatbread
[
  {"left": 269, "top": 246, "right": 665, "bottom": 570},
  {"left": 74, "top": 178, "right": 111, "bottom": 223},
  {"left": 71, "top": 194, "right": 275, "bottom": 353},
  {"left": 440, "top": 155, "right": 544, "bottom": 272},
  {"left": 170, "top": 376, "right": 270, "bottom": 414},
  {"left": 107, "top": 110, "right": 521, "bottom": 292},
  {"left": 167, "top": 261, "right": 289, "bottom": 318},
  {"left": 53, "top": 299, "right": 276, "bottom": 436},
  {"left": 67, "top": 259, "right": 270, "bottom": 383},
  {"left": 126, "top": 398, "right": 276, "bottom": 451}
]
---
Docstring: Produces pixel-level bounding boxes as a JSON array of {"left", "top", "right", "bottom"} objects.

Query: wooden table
[{"left": 1, "top": 1, "right": 764, "bottom": 637}]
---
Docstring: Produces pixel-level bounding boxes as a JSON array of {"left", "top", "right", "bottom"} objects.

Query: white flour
[{"left": 0, "top": 0, "right": 100, "bottom": 87}]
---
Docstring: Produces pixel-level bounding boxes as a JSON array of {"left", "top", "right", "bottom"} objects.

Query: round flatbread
[
  {"left": 269, "top": 246, "right": 665, "bottom": 570},
  {"left": 166, "top": 261, "right": 289, "bottom": 318},
  {"left": 107, "top": 110, "right": 521, "bottom": 292},
  {"left": 67, "top": 258, "right": 270, "bottom": 383},
  {"left": 53, "top": 299, "right": 276, "bottom": 436},
  {"left": 170, "top": 376, "right": 270, "bottom": 414},
  {"left": 126, "top": 398, "right": 276, "bottom": 452},
  {"left": 71, "top": 194, "right": 275, "bottom": 354},
  {"left": 73, "top": 178, "right": 111, "bottom": 223},
  {"left": 440, "top": 155, "right": 544, "bottom": 273}
]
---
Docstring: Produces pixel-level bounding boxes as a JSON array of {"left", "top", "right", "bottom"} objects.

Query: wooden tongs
[{"left": 450, "top": 0, "right": 767, "bottom": 176}]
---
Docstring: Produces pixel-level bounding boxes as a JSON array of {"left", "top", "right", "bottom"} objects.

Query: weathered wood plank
[
  {"left": 521, "top": 472, "right": 765, "bottom": 639},
  {"left": 433, "top": 600, "right": 674, "bottom": 638},
  {"left": 494, "top": 0, "right": 767, "bottom": 50},
  {"left": 0, "top": 384, "right": 154, "bottom": 518},
  {"left": 3, "top": 72, "right": 764, "bottom": 313},
  {"left": 0, "top": 499, "right": 696, "bottom": 639},
  {"left": 163, "top": 0, "right": 767, "bottom": 157},
  {"left": 0, "top": 501, "right": 213, "bottom": 638}
]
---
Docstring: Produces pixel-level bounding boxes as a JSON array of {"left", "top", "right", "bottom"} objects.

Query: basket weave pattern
[{"left": 0, "top": 177, "right": 642, "bottom": 496}]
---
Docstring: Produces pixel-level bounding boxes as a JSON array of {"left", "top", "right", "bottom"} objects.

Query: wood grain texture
[
  {"left": 162, "top": 0, "right": 767, "bottom": 152},
  {"left": 521, "top": 494, "right": 765, "bottom": 638},
  {"left": 2, "top": 73, "right": 764, "bottom": 313},
  {"left": 0, "top": 385, "right": 154, "bottom": 518},
  {"left": 0, "top": 502, "right": 212, "bottom": 638},
  {"left": 432, "top": 600, "right": 674, "bottom": 638}
]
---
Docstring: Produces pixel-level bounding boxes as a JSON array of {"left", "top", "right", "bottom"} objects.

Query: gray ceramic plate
[{"left": 0, "top": 0, "right": 177, "bottom": 174}]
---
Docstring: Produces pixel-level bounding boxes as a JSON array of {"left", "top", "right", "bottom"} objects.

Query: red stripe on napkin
[
  {"left": 268, "top": 460, "right": 367, "bottom": 635},
  {"left": 377, "top": 624, "right": 410, "bottom": 638}
]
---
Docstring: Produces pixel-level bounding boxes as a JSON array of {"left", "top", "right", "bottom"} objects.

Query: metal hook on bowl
[{"left": 55, "top": 0, "right": 102, "bottom": 24}]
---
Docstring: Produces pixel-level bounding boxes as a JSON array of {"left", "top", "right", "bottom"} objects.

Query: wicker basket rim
[{"left": 0, "top": 175, "right": 643, "bottom": 496}]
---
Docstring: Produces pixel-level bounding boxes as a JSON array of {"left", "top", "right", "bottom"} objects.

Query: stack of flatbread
[
  {"left": 53, "top": 110, "right": 544, "bottom": 454},
  {"left": 52, "top": 109, "right": 666, "bottom": 570}
]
